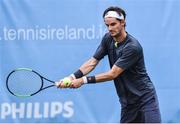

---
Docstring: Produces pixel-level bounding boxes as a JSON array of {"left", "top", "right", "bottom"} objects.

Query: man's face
[{"left": 104, "top": 17, "right": 124, "bottom": 37}]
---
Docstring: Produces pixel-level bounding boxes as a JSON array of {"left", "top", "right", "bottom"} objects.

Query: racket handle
[{"left": 55, "top": 82, "right": 60, "bottom": 86}]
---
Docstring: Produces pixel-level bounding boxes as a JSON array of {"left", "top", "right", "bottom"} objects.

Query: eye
[
  {"left": 105, "top": 24, "right": 109, "bottom": 27},
  {"left": 110, "top": 23, "right": 116, "bottom": 26}
]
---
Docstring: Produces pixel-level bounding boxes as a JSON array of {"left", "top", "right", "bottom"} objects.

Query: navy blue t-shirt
[{"left": 93, "top": 33, "right": 159, "bottom": 111}]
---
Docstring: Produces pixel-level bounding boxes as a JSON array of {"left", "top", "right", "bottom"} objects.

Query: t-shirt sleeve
[
  {"left": 93, "top": 35, "right": 108, "bottom": 60},
  {"left": 115, "top": 45, "right": 141, "bottom": 70}
]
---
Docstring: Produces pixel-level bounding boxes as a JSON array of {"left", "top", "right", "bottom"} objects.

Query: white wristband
[
  {"left": 70, "top": 74, "right": 76, "bottom": 79},
  {"left": 82, "top": 76, "right": 88, "bottom": 84}
]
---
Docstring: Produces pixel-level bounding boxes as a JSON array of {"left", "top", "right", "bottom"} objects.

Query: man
[{"left": 57, "top": 6, "right": 161, "bottom": 123}]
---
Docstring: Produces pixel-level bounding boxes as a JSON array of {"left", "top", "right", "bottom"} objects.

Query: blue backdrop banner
[{"left": 0, "top": 0, "right": 180, "bottom": 123}]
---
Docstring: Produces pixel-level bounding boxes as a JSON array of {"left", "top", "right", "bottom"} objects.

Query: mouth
[
  {"left": 109, "top": 31, "right": 113, "bottom": 33},
  {"left": 110, "top": 32, "right": 115, "bottom": 35}
]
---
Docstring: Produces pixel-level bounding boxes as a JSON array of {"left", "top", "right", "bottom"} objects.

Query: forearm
[
  {"left": 82, "top": 65, "right": 124, "bottom": 84},
  {"left": 95, "top": 70, "right": 115, "bottom": 82},
  {"left": 79, "top": 57, "right": 99, "bottom": 76}
]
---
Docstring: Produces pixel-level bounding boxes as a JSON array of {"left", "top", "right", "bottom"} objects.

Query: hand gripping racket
[{"left": 6, "top": 68, "right": 63, "bottom": 97}]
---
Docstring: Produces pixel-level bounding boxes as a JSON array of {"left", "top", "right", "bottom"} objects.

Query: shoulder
[
  {"left": 102, "top": 33, "right": 113, "bottom": 41},
  {"left": 125, "top": 34, "right": 143, "bottom": 53},
  {"left": 100, "top": 33, "right": 113, "bottom": 46}
]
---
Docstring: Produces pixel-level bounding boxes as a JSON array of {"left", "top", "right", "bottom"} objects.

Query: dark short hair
[{"left": 103, "top": 6, "right": 126, "bottom": 20}]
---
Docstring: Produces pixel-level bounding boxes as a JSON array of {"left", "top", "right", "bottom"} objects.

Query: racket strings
[{"left": 7, "top": 70, "right": 42, "bottom": 96}]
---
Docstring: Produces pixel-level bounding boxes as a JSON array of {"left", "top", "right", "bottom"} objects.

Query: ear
[{"left": 120, "top": 20, "right": 126, "bottom": 26}]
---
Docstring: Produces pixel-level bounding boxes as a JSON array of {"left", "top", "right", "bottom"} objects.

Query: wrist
[
  {"left": 82, "top": 76, "right": 88, "bottom": 84},
  {"left": 82, "top": 76, "right": 96, "bottom": 84},
  {"left": 70, "top": 74, "right": 76, "bottom": 79},
  {"left": 73, "top": 69, "right": 83, "bottom": 78}
]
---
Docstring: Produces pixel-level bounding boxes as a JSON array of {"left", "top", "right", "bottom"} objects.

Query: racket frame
[{"left": 6, "top": 68, "right": 55, "bottom": 97}]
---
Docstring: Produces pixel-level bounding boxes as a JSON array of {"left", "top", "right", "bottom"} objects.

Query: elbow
[
  {"left": 108, "top": 71, "right": 118, "bottom": 80},
  {"left": 108, "top": 65, "right": 124, "bottom": 80}
]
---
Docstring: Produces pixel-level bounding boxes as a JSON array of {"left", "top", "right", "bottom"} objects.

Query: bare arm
[
  {"left": 70, "top": 64, "right": 124, "bottom": 88},
  {"left": 95, "top": 64, "right": 124, "bottom": 82},
  {"left": 57, "top": 57, "right": 99, "bottom": 88},
  {"left": 79, "top": 57, "right": 99, "bottom": 76}
]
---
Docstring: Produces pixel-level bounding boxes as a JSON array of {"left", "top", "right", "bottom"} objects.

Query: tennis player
[{"left": 57, "top": 6, "right": 161, "bottom": 123}]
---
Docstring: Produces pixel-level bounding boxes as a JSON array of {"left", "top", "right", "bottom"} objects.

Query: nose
[{"left": 108, "top": 26, "right": 113, "bottom": 31}]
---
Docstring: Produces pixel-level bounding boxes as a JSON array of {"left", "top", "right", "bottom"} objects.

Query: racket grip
[{"left": 55, "top": 82, "right": 60, "bottom": 86}]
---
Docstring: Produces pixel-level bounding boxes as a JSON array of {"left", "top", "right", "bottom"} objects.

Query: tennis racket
[{"left": 6, "top": 68, "right": 59, "bottom": 97}]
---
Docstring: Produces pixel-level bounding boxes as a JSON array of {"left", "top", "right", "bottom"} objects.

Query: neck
[{"left": 114, "top": 31, "right": 127, "bottom": 43}]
